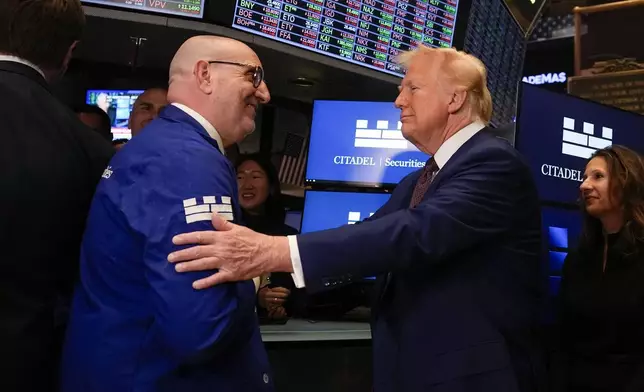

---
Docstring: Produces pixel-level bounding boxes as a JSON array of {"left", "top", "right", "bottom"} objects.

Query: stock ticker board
[
  {"left": 81, "top": 0, "right": 204, "bottom": 18},
  {"left": 232, "top": 0, "right": 459, "bottom": 77}
]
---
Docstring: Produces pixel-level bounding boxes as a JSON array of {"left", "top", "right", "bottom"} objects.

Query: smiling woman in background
[
  {"left": 555, "top": 145, "right": 644, "bottom": 392},
  {"left": 236, "top": 154, "right": 299, "bottom": 321}
]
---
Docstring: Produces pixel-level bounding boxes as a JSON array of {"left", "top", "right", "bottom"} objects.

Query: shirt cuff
[{"left": 287, "top": 235, "right": 306, "bottom": 288}]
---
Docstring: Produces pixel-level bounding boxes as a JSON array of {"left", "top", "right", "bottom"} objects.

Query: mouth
[
  {"left": 241, "top": 192, "right": 255, "bottom": 201},
  {"left": 584, "top": 195, "right": 598, "bottom": 203},
  {"left": 246, "top": 104, "right": 257, "bottom": 115}
]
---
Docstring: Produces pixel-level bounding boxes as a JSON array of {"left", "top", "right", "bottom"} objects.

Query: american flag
[{"left": 278, "top": 132, "right": 308, "bottom": 187}]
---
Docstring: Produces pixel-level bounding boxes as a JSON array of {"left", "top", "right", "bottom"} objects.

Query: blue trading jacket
[{"left": 60, "top": 105, "right": 273, "bottom": 392}]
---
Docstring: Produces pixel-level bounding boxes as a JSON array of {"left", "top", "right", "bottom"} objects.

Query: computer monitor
[
  {"left": 86, "top": 90, "right": 143, "bottom": 140},
  {"left": 515, "top": 83, "right": 644, "bottom": 205},
  {"left": 230, "top": 0, "right": 466, "bottom": 78},
  {"left": 301, "top": 190, "right": 391, "bottom": 281},
  {"left": 301, "top": 189, "right": 391, "bottom": 233},
  {"left": 541, "top": 206, "right": 582, "bottom": 277},
  {"left": 305, "top": 100, "right": 429, "bottom": 187},
  {"left": 81, "top": 0, "right": 205, "bottom": 18}
]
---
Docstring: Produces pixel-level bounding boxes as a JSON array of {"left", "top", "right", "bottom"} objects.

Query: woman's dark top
[
  {"left": 557, "top": 232, "right": 644, "bottom": 391},
  {"left": 243, "top": 212, "right": 301, "bottom": 319}
]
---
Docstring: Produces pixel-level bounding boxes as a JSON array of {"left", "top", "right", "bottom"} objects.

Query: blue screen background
[
  {"left": 301, "top": 191, "right": 391, "bottom": 234},
  {"left": 516, "top": 83, "right": 644, "bottom": 205},
  {"left": 541, "top": 206, "right": 582, "bottom": 297},
  {"left": 306, "top": 101, "right": 430, "bottom": 186}
]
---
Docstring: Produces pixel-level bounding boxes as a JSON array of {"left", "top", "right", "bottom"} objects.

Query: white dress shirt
[
  {"left": 0, "top": 54, "right": 46, "bottom": 79},
  {"left": 171, "top": 103, "right": 225, "bottom": 155},
  {"left": 288, "top": 121, "right": 486, "bottom": 288}
]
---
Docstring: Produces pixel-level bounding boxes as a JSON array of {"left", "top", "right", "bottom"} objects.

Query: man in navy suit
[
  {"left": 169, "top": 46, "right": 546, "bottom": 391},
  {"left": 61, "top": 36, "right": 273, "bottom": 391}
]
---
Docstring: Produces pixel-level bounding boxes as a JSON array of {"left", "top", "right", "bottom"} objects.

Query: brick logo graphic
[
  {"left": 354, "top": 119, "right": 411, "bottom": 150},
  {"left": 561, "top": 117, "right": 613, "bottom": 159},
  {"left": 183, "top": 196, "right": 234, "bottom": 224}
]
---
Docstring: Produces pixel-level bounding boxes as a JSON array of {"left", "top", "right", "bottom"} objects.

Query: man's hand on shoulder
[{"left": 168, "top": 213, "right": 292, "bottom": 289}]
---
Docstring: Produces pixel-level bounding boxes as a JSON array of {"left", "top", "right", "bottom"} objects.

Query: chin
[{"left": 584, "top": 205, "right": 603, "bottom": 218}]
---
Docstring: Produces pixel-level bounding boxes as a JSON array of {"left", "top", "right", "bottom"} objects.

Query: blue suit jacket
[
  {"left": 298, "top": 130, "right": 546, "bottom": 392},
  {"left": 60, "top": 106, "right": 273, "bottom": 392}
]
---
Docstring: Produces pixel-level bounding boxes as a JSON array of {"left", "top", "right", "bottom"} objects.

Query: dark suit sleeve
[{"left": 297, "top": 148, "right": 534, "bottom": 282}]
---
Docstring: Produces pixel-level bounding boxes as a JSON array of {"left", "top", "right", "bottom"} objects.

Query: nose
[
  {"left": 394, "top": 90, "right": 406, "bottom": 109},
  {"left": 580, "top": 178, "right": 592, "bottom": 193},
  {"left": 256, "top": 81, "right": 270, "bottom": 104}
]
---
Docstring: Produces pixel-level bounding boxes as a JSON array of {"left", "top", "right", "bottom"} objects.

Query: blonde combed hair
[{"left": 397, "top": 46, "right": 493, "bottom": 124}]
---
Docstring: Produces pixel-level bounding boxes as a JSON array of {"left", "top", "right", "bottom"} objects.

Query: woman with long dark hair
[
  {"left": 556, "top": 145, "right": 644, "bottom": 391},
  {"left": 236, "top": 154, "right": 299, "bottom": 321}
]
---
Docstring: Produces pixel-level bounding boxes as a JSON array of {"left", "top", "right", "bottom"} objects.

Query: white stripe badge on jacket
[{"left": 182, "top": 196, "right": 234, "bottom": 224}]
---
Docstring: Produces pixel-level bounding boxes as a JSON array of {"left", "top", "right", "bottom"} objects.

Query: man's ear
[
  {"left": 62, "top": 41, "right": 78, "bottom": 73},
  {"left": 447, "top": 90, "right": 468, "bottom": 115},
  {"left": 194, "top": 60, "right": 213, "bottom": 94}
]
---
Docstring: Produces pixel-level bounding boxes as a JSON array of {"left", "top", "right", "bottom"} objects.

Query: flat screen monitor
[
  {"left": 300, "top": 190, "right": 390, "bottom": 233},
  {"left": 515, "top": 83, "right": 644, "bottom": 205},
  {"left": 86, "top": 89, "right": 143, "bottom": 140},
  {"left": 81, "top": 0, "right": 205, "bottom": 18},
  {"left": 541, "top": 206, "right": 581, "bottom": 277},
  {"left": 306, "top": 100, "right": 430, "bottom": 186},
  {"left": 231, "top": 0, "right": 462, "bottom": 77}
]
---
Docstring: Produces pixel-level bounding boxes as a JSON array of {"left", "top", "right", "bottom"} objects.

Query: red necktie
[{"left": 409, "top": 158, "right": 438, "bottom": 208}]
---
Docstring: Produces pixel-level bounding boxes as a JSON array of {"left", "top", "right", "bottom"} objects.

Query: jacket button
[{"left": 263, "top": 373, "right": 269, "bottom": 384}]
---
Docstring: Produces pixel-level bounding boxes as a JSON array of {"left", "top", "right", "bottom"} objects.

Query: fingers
[
  {"left": 192, "top": 270, "right": 233, "bottom": 290},
  {"left": 268, "top": 306, "right": 286, "bottom": 318},
  {"left": 172, "top": 231, "right": 216, "bottom": 247},
  {"left": 268, "top": 290, "right": 289, "bottom": 299},
  {"left": 270, "top": 287, "right": 291, "bottom": 295},
  {"left": 211, "top": 213, "right": 234, "bottom": 231},
  {"left": 173, "top": 257, "right": 222, "bottom": 273},
  {"left": 168, "top": 245, "right": 212, "bottom": 263}
]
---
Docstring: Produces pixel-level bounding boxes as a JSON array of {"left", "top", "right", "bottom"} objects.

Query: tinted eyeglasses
[{"left": 208, "top": 61, "right": 264, "bottom": 88}]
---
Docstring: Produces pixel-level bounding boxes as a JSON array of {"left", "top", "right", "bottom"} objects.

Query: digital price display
[
  {"left": 232, "top": 0, "right": 459, "bottom": 77},
  {"left": 82, "top": 0, "right": 205, "bottom": 18}
]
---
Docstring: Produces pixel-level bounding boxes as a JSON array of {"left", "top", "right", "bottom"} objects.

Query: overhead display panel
[
  {"left": 82, "top": 0, "right": 205, "bottom": 18},
  {"left": 231, "top": 0, "right": 460, "bottom": 77}
]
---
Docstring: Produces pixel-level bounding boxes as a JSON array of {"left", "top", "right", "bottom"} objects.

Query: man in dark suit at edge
[
  {"left": 0, "top": 0, "right": 114, "bottom": 390},
  {"left": 168, "top": 46, "right": 546, "bottom": 392}
]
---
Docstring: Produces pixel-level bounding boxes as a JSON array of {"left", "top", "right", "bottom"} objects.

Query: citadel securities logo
[
  {"left": 561, "top": 117, "right": 612, "bottom": 159},
  {"left": 354, "top": 119, "right": 408, "bottom": 149},
  {"left": 541, "top": 117, "right": 614, "bottom": 183},
  {"left": 333, "top": 118, "right": 426, "bottom": 168},
  {"left": 348, "top": 211, "right": 375, "bottom": 224}
]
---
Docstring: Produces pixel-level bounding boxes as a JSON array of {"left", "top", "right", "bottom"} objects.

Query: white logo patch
[
  {"left": 183, "top": 196, "right": 233, "bottom": 224},
  {"left": 102, "top": 166, "right": 113, "bottom": 179}
]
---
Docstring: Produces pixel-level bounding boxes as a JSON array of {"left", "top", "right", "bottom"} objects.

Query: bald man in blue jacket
[{"left": 61, "top": 36, "right": 272, "bottom": 391}]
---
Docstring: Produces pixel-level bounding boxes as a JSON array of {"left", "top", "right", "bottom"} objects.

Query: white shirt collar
[
  {"left": 0, "top": 54, "right": 45, "bottom": 79},
  {"left": 171, "top": 103, "right": 225, "bottom": 155},
  {"left": 433, "top": 121, "right": 486, "bottom": 170}
]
